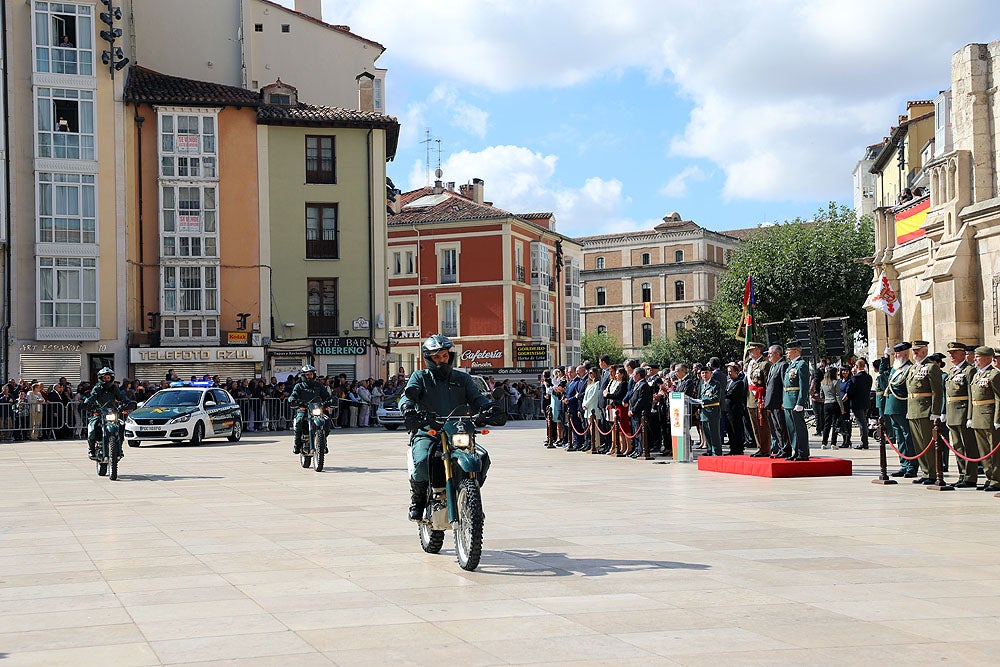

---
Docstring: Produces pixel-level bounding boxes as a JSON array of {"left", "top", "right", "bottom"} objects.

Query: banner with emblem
[
  {"left": 871, "top": 271, "right": 900, "bottom": 317},
  {"left": 735, "top": 274, "right": 759, "bottom": 353}
]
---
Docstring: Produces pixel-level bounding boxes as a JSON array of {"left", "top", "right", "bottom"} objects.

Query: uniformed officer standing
[
  {"left": 782, "top": 340, "right": 811, "bottom": 461},
  {"left": 884, "top": 342, "right": 917, "bottom": 478},
  {"left": 944, "top": 341, "right": 977, "bottom": 488},
  {"left": 968, "top": 346, "right": 1000, "bottom": 491},
  {"left": 905, "top": 340, "right": 944, "bottom": 484},
  {"left": 699, "top": 366, "right": 723, "bottom": 456},
  {"left": 745, "top": 341, "right": 772, "bottom": 457}
]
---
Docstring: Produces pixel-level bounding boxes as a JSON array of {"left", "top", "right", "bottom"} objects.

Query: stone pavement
[{"left": 2, "top": 422, "right": 1000, "bottom": 665}]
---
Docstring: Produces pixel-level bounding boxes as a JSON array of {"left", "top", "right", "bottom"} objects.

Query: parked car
[
  {"left": 125, "top": 383, "right": 242, "bottom": 446},
  {"left": 377, "top": 394, "right": 404, "bottom": 430}
]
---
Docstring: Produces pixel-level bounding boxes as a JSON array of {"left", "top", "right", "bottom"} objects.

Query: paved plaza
[{"left": 3, "top": 422, "right": 1000, "bottom": 665}]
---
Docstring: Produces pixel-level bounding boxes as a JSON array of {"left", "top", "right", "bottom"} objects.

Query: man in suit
[
  {"left": 724, "top": 362, "right": 748, "bottom": 455},
  {"left": 564, "top": 365, "right": 587, "bottom": 451},
  {"left": 596, "top": 355, "right": 613, "bottom": 453},
  {"left": 764, "top": 344, "right": 791, "bottom": 458},
  {"left": 969, "top": 346, "right": 1000, "bottom": 491},
  {"left": 745, "top": 342, "right": 772, "bottom": 457},
  {"left": 782, "top": 340, "right": 811, "bottom": 461},
  {"left": 885, "top": 342, "right": 917, "bottom": 478},
  {"left": 906, "top": 340, "right": 944, "bottom": 484},
  {"left": 945, "top": 341, "right": 977, "bottom": 487},
  {"left": 845, "top": 358, "right": 873, "bottom": 449},
  {"left": 627, "top": 366, "right": 653, "bottom": 457}
]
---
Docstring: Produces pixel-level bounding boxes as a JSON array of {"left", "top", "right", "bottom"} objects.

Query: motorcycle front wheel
[
  {"left": 109, "top": 434, "right": 120, "bottom": 481},
  {"left": 454, "top": 477, "right": 484, "bottom": 571},
  {"left": 300, "top": 451, "right": 312, "bottom": 468},
  {"left": 314, "top": 430, "right": 325, "bottom": 472},
  {"left": 96, "top": 457, "right": 108, "bottom": 477}
]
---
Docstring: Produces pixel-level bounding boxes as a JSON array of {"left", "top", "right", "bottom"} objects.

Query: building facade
[
  {"left": 387, "top": 180, "right": 582, "bottom": 381},
  {"left": 866, "top": 41, "right": 1000, "bottom": 352},
  {"left": 579, "top": 213, "right": 740, "bottom": 357}
]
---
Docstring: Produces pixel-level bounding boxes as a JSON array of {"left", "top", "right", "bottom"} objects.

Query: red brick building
[{"left": 386, "top": 179, "right": 581, "bottom": 380}]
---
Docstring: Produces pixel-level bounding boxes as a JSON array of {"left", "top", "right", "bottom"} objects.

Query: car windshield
[{"left": 143, "top": 390, "right": 202, "bottom": 408}]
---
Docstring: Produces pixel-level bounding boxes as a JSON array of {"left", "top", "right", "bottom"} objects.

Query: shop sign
[
  {"left": 269, "top": 349, "right": 309, "bottom": 358},
  {"left": 352, "top": 317, "right": 370, "bottom": 330},
  {"left": 391, "top": 329, "right": 421, "bottom": 340},
  {"left": 314, "top": 337, "right": 368, "bottom": 356},
  {"left": 514, "top": 344, "right": 548, "bottom": 362},
  {"left": 469, "top": 366, "right": 548, "bottom": 376},
  {"left": 20, "top": 343, "right": 83, "bottom": 353},
  {"left": 459, "top": 348, "right": 503, "bottom": 368},
  {"left": 129, "top": 347, "right": 265, "bottom": 362},
  {"left": 226, "top": 331, "right": 249, "bottom": 345}
]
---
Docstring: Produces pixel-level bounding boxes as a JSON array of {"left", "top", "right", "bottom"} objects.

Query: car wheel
[
  {"left": 190, "top": 421, "right": 204, "bottom": 446},
  {"left": 384, "top": 424, "right": 399, "bottom": 431}
]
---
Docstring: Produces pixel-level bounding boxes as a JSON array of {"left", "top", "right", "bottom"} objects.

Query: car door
[{"left": 213, "top": 389, "right": 239, "bottom": 435}]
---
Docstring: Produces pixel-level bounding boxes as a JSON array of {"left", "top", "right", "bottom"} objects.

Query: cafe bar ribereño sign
[{"left": 313, "top": 337, "right": 368, "bottom": 356}]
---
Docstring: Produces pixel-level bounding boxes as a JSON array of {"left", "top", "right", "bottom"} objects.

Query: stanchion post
[
  {"left": 544, "top": 408, "right": 554, "bottom": 448},
  {"left": 614, "top": 412, "right": 625, "bottom": 457},
  {"left": 872, "top": 416, "right": 897, "bottom": 485},
  {"left": 927, "top": 419, "right": 954, "bottom": 491},
  {"left": 589, "top": 414, "right": 597, "bottom": 454},
  {"left": 641, "top": 411, "right": 652, "bottom": 460}
]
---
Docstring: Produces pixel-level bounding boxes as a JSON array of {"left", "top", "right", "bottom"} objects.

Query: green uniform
[
  {"left": 699, "top": 376, "right": 723, "bottom": 456},
  {"left": 287, "top": 379, "right": 332, "bottom": 449},
  {"left": 875, "top": 358, "right": 889, "bottom": 416},
  {"left": 906, "top": 356, "right": 944, "bottom": 479},
  {"left": 969, "top": 365, "right": 1000, "bottom": 486},
  {"left": 883, "top": 360, "right": 916, "bottom": 474},
  {"left": 945, "top": 361, "right": 976, "bottom": 483},
  {"left": 84, "top": 381, "right": 127, "bottom": 453},
  {"left": 782, "top": 356, "right": 810, "bottom": 459}
]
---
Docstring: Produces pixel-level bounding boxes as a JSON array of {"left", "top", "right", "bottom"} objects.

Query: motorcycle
[
  {"left": 94, "top": 405, "right": 128, "bottom": 481},
  {"left": 297, "top": 401, "right": 331, "bottom": 472},
  {"left": 413, "top": 407, "right": 493, "bottom": 571}
]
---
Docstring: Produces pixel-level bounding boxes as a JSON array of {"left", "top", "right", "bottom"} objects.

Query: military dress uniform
[
  {"left": 944, "top": 342, "right": 977, "bottom": 486},
  {"left": 884, "top": 343, "right": 917, "bottom": 477},
  {"left": 782, "top": 342, "right": 811, "bottom": 460},
  {"left": 968, "top": 347, "right": 1000, "bottom": 491},
  {"left": 745, "top": 344, "right": 772, "bottom": 457},
  {"left": 699, "top": 372, "right": 723, "bottom": 456},
  {"left": 905, "top": 341, "right": 944, "bottom": 483}
]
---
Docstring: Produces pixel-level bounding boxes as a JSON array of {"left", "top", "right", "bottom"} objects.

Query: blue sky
[{"left": 283, "top": 1, "right": 997, "bottom": 237}]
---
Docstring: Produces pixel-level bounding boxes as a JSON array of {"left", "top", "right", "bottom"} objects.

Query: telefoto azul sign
[
  {"left": 460, "top": 348, "right": 503, "bottom": 368},
  {"left": 314, "top": 337, "right": 368, "bottom": 356}
]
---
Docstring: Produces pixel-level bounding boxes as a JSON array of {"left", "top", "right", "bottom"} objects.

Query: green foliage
[
  {"left": 580, "top": 330, "right": 625, "bottom": 365},
  {"left": 640, "top": 335, "right": 680, "bottom": 367},
  {"left": 671, "top": 308, "right": 744, "bottom": 365},
  {"left": 715, "top": 202, "right": 875, "bottom": 338}
]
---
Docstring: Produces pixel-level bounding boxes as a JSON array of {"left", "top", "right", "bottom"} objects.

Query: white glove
[
  {"left": 967, "top": 420, "right": 973, "bottom": 428},
  {"left": 884, "top": 346, "right": 891, "bottom": 356},
  {"left": 930, "top": 415, "right": 941, "bottom": 422},
  {"left": 794, "top": 404, "right": 804, "bottom": 412},
  {"left": 994, "top": 423, "right": 1000, "bottom": 430}
]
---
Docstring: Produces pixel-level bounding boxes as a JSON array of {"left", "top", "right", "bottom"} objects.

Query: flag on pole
[
  {"left": 735, "top": 275, "right": 759, "bottom": 353},
  {"left": 642, "top": 301, "right": 652, "bottom": 318},
  {"left": 871, "top": 271, "right": 900, "bottom": 316}
]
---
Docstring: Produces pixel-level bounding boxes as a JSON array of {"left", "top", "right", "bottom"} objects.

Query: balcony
[
  {"left": 516, "top": 319, "right": 528, "bottom": 336},
  {"left": 442, "top": 323, "right": 458, "bottom": 337},
  {"left": 441, "top": 270, "right": 457, "bottom": 284},
  {"left": 515, "top": 265, "right": 525, "bottom": 283},
  {"left": 307, "top": 310, "right": 339, "bottom": 336}
]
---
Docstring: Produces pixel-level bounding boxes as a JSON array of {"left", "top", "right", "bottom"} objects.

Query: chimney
[
  {"left": 472, "top": 178, "right": 484, "bottom": 204},
  {"left": 459, "top": 184, "right": 472, "bottom": 199},
  {"left": 387, "top": 190, "right": 402, "bottom": 215},
  {"left": 356, "top": 72, "right": 375, "bottom": 112},
  {"left": 295, "top": 0, "right": 322, "bottom": 20},
  {"left": 433, "top": 180, "right": 444, "bottom": 195},
  {"left": 446, "top": 181, "right": 455, "bottom": 192}
]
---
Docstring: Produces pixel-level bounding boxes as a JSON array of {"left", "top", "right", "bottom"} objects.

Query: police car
[{"left": 124, "top": 382, "right": 242, "bottom": 446}]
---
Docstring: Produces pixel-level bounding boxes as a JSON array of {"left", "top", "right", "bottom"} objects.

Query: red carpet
[{"left": 697, "top": 454, "right": 852, "bottom": 478}]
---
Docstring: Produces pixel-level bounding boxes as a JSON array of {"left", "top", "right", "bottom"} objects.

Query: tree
[
  {"left": 580, "top": 330, "right": 625, "bottom": 365},
  {"left": 715, "top": 202, "right": 875, "bottom": 339},
  {"left": 641, "top": 335, "right": 680, "bottom": 368},
  {"left": 672, "top": 308, "right": 743, "bottom": 364}
]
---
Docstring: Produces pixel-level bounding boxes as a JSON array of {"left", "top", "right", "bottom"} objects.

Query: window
[
  {"left": 641, "top": 252, "right": 651, "bottom": 265},
  {"left": 37, "top": 173, "right": 96, "bottom": 244},
  {"left": 159, "top": 113, "right": 217, "bottom": 178},
  {"left": 162, "top": 317, "right": 218, "bottom": 341},
  {"left": 531, "top": 296, "right": 551, "bottom": 340},
  {"left": 675, "top": 280, "right": 685, "bottom": 301},
  {"left": 373, "top": 78, "right": 383, "bottom": 112},
  {"left": 516, "top": 296, "right": 526, "bottom": 336},
  {"left": 254, "top": 23, "right": 263, "bottom": 31},
  {"left": 38, "top": 257, "right": 97, "bottom": 328},
  {"left": 161, "top": 265, "right": 218, "bottom": 313},
  {"left": 407, "top": 300, "right": 417, "bottom": 327},
  {"left": 642, "top": 323, "right": 652, "bottom": 346},
  {"left": 675, "top": 250, "right": 684, "bottom": 263},
  {"left": 269, "top": 93, "right": 291, "bottom": 105},
  {"left": 391, "top": 248, "right": 416, "bottom": 276},
  {"left": 306, "top": 204, "right": 338, "bottom": 259},
  {"left": 307, "top": 278, "right": 338, "bottom": 335},
  {"left": 597, "top": 325, "right": 607, "bottom": 334},
  {"left": 439, "top": 246, "right": 458, "bottom": 284},
  {"left": 391, "top": 298, "right": 418, "bottom": 328},
  {"left": 641, "top": 282, "right": 651, "bottom": 302},
  {"left": 596, "top": 256, "right": 604, "bottom": 269},
  {"left": 281, "top": 24, "right": 290, "bottom": 32},
  {"left": 596, "top": 286, "right": 606, "bottom": 306},
  {"left": 530, "top": 241, "right": 551, "bottom": 288},
  {"left": 675, "top": 321, "right": 685, "bottom": 333},
  {"left": 33, "top": 3, "right": 94, "bottom": 75},
  {"left": 515, "top": 244, "right": 524, "bottom": 282},
  {"left": 161, "top": 185, "right": 218, "bottom": 258},
  {"left": 305, "top": 135, "right": 335, "bottom": 184},
  {"left": 36, "top": 88, "right": 95, "bottom": 160},
  {"left": 441, "top": 298, "right": 459, "bottom": 337}
]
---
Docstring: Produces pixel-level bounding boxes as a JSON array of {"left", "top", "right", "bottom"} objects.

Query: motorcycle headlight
[
  {"left": 104, "top": 412, "right": 118, "bottom": 422},
  {"left": 168, "top": 413, "right": 192, "bottom": 424},
  {"left": 311, "top": 406, "right": 324, "bottom": 417},
  {"left": 451, "top": 434, "right": 472, "bottom": 449}
]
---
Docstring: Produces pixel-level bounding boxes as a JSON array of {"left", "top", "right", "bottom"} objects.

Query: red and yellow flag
[
  {"left": 895, "top": 197, "right": 929, "bottom": 245},
  {"left": 642, "top": 301, "right": 652, "bottom": 318}
]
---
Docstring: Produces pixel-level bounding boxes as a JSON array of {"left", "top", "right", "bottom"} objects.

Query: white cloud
[
  {"left": 660, "top": 166, "right": 706, "bottom": 198},
  {"left": 404, "top": 145, "right": 638, "bottom": 236}
]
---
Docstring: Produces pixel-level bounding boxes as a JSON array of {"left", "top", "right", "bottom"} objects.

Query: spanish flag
[
  {"left": 642, "top": 301, "right": 652, "bottom": 318},
  {"left": 895, "top": 196, "right": 929, "bottom": 245}
]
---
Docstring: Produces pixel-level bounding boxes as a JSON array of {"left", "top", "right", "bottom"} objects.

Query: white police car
[{"left": 125, "top": 382, "right": 242, "bottom": 446}]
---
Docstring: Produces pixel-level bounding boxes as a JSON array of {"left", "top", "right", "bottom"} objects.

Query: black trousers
[
  {"left": 767, "top": 407, "right": 791, "bottom": 456},
  {"left": 726, "top": 409, "right": 747, "bottom": 453}
]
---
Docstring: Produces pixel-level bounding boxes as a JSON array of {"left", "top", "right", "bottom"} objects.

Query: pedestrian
[
  {"left": 819, "top": 366, "right": 845, "bottom": 449},
  {"left": 844, "top": 359, "right": 873, "bottom": 449}
]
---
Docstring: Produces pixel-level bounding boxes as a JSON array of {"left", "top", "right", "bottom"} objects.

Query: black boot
[
  {"left": 408, "top": 478, "right": 429, "bottom": 521},
  {"left": 293, "top": 436, "right": 302, "bottom": 454},
  {"left": 88, "top": 442, "right": 97, "bottom": 460}
]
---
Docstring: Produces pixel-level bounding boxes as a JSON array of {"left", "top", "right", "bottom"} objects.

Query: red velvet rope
[
  {"left": 881, "top": 427, "right": 936, "bottom": 460},
  {"left": 939, "top": 435, "right": 1000, "bottom": 463},
  {"left": 619, "top": 422, "right": 643, "bottom": 439}
]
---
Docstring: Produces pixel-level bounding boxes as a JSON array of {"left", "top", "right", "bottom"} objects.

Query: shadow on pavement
[
  {"left": 116, "top": 474, "right": 225, "bottom": 482},
  {"left": 327, "top": 466, "right": 406, "bottom": 474},
  {"left": 474, "top": 549, "right": 711, "bottom": 577}
]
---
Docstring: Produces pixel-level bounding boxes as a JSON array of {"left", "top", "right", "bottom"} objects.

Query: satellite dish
[{"left": 434, "top": 168, "right": 443, "bottom": 178}]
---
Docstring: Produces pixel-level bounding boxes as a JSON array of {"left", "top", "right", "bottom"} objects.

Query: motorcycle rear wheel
[
  {"left": 454, "top": 477, "right": 484, "bottom": 571},
  {"left": 419, "top": 522, "right": 444, "bottom": 553}
]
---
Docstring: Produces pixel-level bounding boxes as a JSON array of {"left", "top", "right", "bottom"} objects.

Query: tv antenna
[{"left": 420, "top": 129, "right": 444, "bottom": 185}]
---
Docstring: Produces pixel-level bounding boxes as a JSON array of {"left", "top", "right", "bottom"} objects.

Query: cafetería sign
[
  {"left": 514, "top": 344, "right": 548, "bottom": 362},
  {"left": 459, "top": 348, "right": 503, "bottom": 368},
  {"left": 314, "top": 337, "right": 369, "bottom": 356}
]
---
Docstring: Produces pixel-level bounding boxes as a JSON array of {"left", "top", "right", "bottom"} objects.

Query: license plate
[{"left": 138, "top": 425, "right": 162, "bottom": 432}]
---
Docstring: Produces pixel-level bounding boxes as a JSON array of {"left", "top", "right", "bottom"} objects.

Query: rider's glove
[
  {"left": 474, "top": 408, "right": 492, "bottom": 428},
  {"left": 403, "top": 409, "right": 423, "bottom": 431},
  {"left": 793, "top": 404, "right": 804, "bottom": 412}
]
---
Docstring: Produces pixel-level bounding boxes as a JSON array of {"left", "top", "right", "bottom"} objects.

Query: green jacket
[
  {"left": 699, "top": 376, "right": 721, "bottom": 422},
  {"left": 287, "top": 379, "right": 332, "bottom": 406},
  {"left": 969, "top": 365, "right": 1000, "bottom": 429},
  {"left": 944, "top": 361, "right": 975, "bottom": 426},
  {"left": 84, "top": 382, "right": 127, "bottom": 413},
  {"left": 882, "top": 360, "right": 911, "bottom": 416},
  {"left": 781, "top": 357, "right": 810, "bottom": 410},
  {"left": 398, "top": 368, "right": 492, "bottom": 420},
  {"left": 875, "top": 359, "right": 889, "bottom": 415}
]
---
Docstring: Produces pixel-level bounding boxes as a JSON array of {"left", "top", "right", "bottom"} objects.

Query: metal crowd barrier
[
  {"left": 234, "top": 397, "right": 344, "bottom": 432},
  {"left": 0, "top": 401, "right": 78, "bottom": 441}
]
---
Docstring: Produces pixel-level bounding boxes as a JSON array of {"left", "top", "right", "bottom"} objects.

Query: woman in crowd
[
  {"left": 26, "top": 382, "right": 46, "bottom": 441},
  {"left": 819, "top": 366, "right": 845, "bottom": 449},
  {"left": 836, "top": 365, "right": 854, "bottom": 449},
  {"left": 605, "top": 366, "right": 629, "bottom": 451},
  {"left": 581, "top": 367, "right": 601, "bottom": 448}
]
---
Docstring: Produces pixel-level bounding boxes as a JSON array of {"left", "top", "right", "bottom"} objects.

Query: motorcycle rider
[
  {"left": 84, "top": 367, "right": 127, "bottom": 460},
  {"left": 399, "top": 334, "right": 499, "bottom": 521},
  {"left": 287, "top": 365, "right": 332, "bottom": 454}
]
